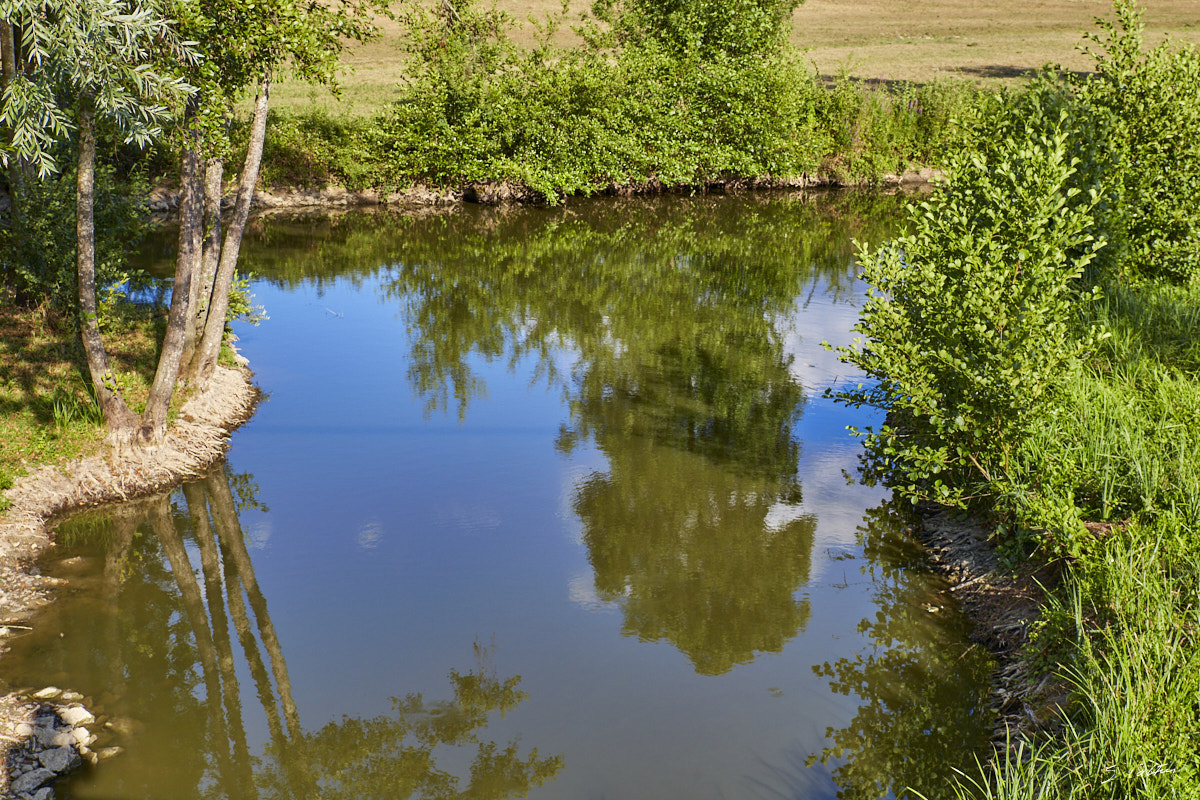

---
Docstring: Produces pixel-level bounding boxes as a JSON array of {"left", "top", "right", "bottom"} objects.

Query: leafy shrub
[
  {"left": 1036, "top": 0, "right": 1200, "bottom": 283},
  {"left": 373, "top": 0, "right": 827, "bottom": 198},
  {"left": 594, "top": 0, "right": 802, "bottom": 59},
  {"left": 0, "top": 165, "right": 151, "bottom": 316},
  {"left": 834, "top": 125, "right": 1104, "bottom": 511},
  {"left": 253, "top": 110, "right": 385, "bottom": 190}
]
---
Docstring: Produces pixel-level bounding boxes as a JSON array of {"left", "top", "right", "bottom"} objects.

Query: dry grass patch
[{"left": 796, "top": 0, "right": 1200, "bottom": 85}]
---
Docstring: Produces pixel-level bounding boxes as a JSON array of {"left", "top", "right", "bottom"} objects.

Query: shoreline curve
[{"left": 0, "top": 361, "right": 259, "bottom": 795}]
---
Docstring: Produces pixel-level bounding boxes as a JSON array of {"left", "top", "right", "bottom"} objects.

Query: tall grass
[{"left": 952, "top": 522, "right": 1200, "bottom": 800}]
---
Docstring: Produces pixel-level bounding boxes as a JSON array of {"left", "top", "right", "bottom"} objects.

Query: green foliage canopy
[{"left": 0, "top": 0, "right": 194, "bottom": 176}]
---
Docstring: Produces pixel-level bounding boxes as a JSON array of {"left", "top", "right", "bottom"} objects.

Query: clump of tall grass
[
  {"left": 949, "top": 521, "right": 1200, "bottom": 800},
  {"left": 814, "top": 77, "right": 981, "bottom": 181}
]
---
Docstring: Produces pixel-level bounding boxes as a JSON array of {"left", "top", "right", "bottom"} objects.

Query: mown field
[{"left": 270, "top": 0, "right": 1200, "bottom": 113}]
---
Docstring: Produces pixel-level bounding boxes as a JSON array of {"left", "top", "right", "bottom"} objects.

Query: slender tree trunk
[
  {"left": 207, "top": 468, "right": 313, "bottom": 794},
  {"left": 208, "top": 474, "right": 287, "bottom": 780},
  {"left": 199, "top": 157, "right": 225, "bottom": 317},
  {"left": 76, "top": 101, "right": 138, "bottom": 438},
  {"left": 140, "top": 126, "right": 204, "bottom": 443},
  {"left": 181, "top": 154, "right": 224, "bottom": 377},
  {"left": 206, "top": 470, "right": 301, "bottom": 740},
  {"left": 0, "top": 21, "right": 12, "bottom": 87},
  {"left": 219, "top": 522, "right": 286, "bottom": 748},
  {"left": 191, "top": 77, "right": 270, "bottom": 386},
  {"left": 149, "top": 495, "right": 228, "bottom": 758},
  {"left": 103, "top": 511, "right": 137, "bottom": 702}
]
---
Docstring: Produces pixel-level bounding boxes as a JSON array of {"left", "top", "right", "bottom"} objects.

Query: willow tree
[
  {"left": 1, "top": 0, "right": 379, "bottom": 447},
  {"left": 0, "top": 0, "right": 194, "bottom": 435}
]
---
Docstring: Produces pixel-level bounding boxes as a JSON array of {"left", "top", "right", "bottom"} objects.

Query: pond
[{"left": 3, "top": 192, "right": 993, "bottom": 800}]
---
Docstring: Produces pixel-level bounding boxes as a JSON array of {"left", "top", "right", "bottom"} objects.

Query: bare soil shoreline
[
  {"left": 914, "top": 506, "right": 1068, "bottom": 762},
  {"left": 145, "top": 168, "right": 945, "bottom": 214},
  {"left": 0, "top": 362, "right": 259, "bottom": 797}
]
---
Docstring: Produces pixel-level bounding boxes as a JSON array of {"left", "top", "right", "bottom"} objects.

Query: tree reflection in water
[
  {"left": 380, "top": 196, "right": 886, "bottom": 674},
  {"left": 804, "top": 502, "right": 994, "bottom": 800},
  {"left": 29, "top": 465, "right": 562, "bottom": 800}
]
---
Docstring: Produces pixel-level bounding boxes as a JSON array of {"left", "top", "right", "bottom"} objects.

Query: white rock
[
  {"left": 10, "top": 767, "right": 55, "bottom": 794},
  {"left": 59, "top": 706, "right": 94, "bottom": 727},
  {"left": 70, "top": 727, "right": 95, "bottom": 746},
  {"left": 14, "top": 722, "right": 33, "bottom": 737},
  {"left": 32, "top": 688, "right": 60, "bottom": 700},
  {"left": 60, "top": 691, "right": 83, "bottom": 702},
  {"left": 105, "top": 717, "right": 140, "bottom": 736}
]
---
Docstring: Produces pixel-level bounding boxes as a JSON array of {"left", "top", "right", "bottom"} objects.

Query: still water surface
[{"left": 5, "top": 192, "right": 992, "bottom": 799}]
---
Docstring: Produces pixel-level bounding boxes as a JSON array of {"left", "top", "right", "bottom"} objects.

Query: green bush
[
  {"left": 1066, "top": 0, "right": 1200, "bottom": 283},
  {"left": 254, "top": 110, "right": 385, "bottom": 190},
  {"left": 834, "top": 125, "right": 1103, "bottom": 512},
  {"left": 232, "top": 0, "right": 979, "bottom": 200},
  {"left": 0, "top": 164, "right": 151, "bottom": 316},
  {"left": 595, "top": 0, "right": 801, "bottom": 59},
  {"left": 372, "top": 0, "right": 827, "bottom": 198}
]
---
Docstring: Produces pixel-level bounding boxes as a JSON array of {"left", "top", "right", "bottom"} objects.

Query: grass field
[{"left": 270, "top": 0, "right": 1200, "bottom": 113}]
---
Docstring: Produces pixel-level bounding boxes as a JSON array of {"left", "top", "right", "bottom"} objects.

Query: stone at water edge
[
  {"left": 60, "top": 691, "right": 83, "bottom": 703},
  {"left": 96, "top": 746, "right": 123, "bottom": 761},
  {"left": 31, "top": 787, "right": 55, "bottom": 800},
  {"left": 34, "top": 726, "right": 72, "bottom": 748},
  {"left": 38, "top": 746, "right": 72, "bottom": 773},
  {"left": 32, "top": 688, "right": 60, "bottom": 700},
  {"left": 71, "top": 726, "right": 95, "bottom": 746},
  {"left": 59, "top": 706, "right": 94, "bottom": 726},
  {"left": 9, "top": 767, "right": 55, "bottom": 794},
  {"left": 104, "top": 716, "right": 140, "bottom": 736}
]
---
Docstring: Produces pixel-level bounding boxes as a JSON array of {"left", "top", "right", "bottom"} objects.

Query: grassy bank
[
  {"left": 833, "top": 3, "right": 1200, "bottom": 797},
  {"left": 0, "top": 289, "right": 163, "bottom": 512},
  {"left": 964, "top": 279, "right": 1200, "bottom": 797}
]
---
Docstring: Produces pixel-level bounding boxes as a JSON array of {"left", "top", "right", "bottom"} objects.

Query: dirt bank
[
  {"left": 914, "top": 506, "right": 1069, "bottom": 760},
  {"left": 145, "top": 168, "right": 945, "bottom": 213},
  {"left": 0, "top": 361, "right": 259, "bottom": 797}
]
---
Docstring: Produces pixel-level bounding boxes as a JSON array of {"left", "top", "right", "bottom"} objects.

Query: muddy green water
[{"left": 5, "top": 192, "right": 992, "bottom": 799}]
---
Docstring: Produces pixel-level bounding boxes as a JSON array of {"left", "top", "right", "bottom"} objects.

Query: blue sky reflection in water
[{"left": 6, "top": 193, "right": 993, "bottom": 800}]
